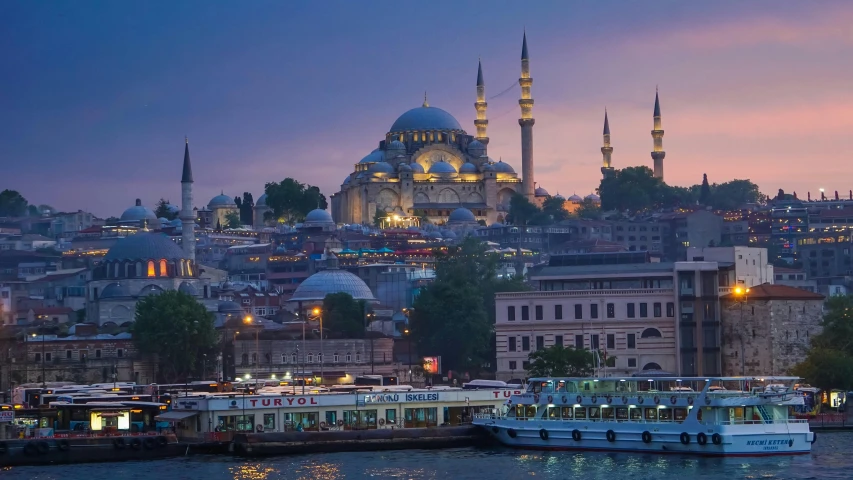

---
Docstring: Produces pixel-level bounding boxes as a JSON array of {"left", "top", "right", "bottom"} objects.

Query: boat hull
[{"left": 474, "top": 419, "right": 814, "bottom": 456}]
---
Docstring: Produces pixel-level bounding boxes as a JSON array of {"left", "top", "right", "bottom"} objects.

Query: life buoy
[
  {"left": 811, "top": 432, "right": 817, "bottom": 444},
  {"left": 337, "top": 419, "right": 344, "bottom": 426},
  {"left": 534, "top": 394, "right": 540, "bottom": 403},
  {"left": 143, "top": 438, "right": 157, "bottom": 450},
  {"left": 654, "top": 396, "right": 661, "bottom": 405},
  {"left": 606, "top": 396, "right": 613, "bottom": 404},
  {"left": 129, "top": 438, "right": 142, "bottom": 450},
  {"left": 642, "top": 431, "right": 652, "bottom": 444},
  {"left": 562, "top": 395, "right": 568, "bottom": 404},
  {"left": 591, "top": 395, "right": 597, "bottom": 404},
  {"left": 547, "top": 395, "right": 553, "bottom": 404},
  {"left": 687, "top": 397, "right": 694, "bottom": 405},
  {"left": 622, "top": 396, "right": 628, "bottom": 404},
  {"left": 697, "top": 432, "right": 707, "bottom": 445},
  {"left": 113, "top": 438, "right": 126, "bottom": 450},
  {"left": 320, "top": 421, "right": 327, "bottom": 428},
  {"left": 539, "top": 429, "right": 549, "bottom": 441},
  {"left": 638, "top": 396, "right": 644, "bottom": 404},
  {"left": 712, "top": 433, "right": 722, "bottom": 445},
  {"left": 256, "top": 424, "right": 264, "bottom": 433},
  {"left": 507, "top": 428, "right": 517, "bottom": 438},
  {"left": 571, "top": 429, "right": 581, "bottom": 441},
  {"left": 680, "top": 432, "right": 690, "bottom": 445},
  {"left": 57, "top": 439, "right": 70, "bottom": 451},
  {"left": 670, "top": 396, "right": 677, "bottom": 405},
  {"left": 606, "top": 430, "right": 616, "bottom": 443},
  {"left": 788, "top": 439, "right": 794, "bottom": 447},
  {"left": 576, "top": 395, "right": 582, "bottom": 404},
  {"left": 378, "top": 418, "right": 385, "bottom": 426}
]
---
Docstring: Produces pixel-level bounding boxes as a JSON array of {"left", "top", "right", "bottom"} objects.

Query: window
[
  {"left": 66, "top": 350, "right": 72, "bottom": 359},
  {"left": 590, "top": 303, "right": 598, "bottom": 319},
  {"left": 159, "top": 259, "right": 167, "bottom": 277},
  {"left": 509, "top": 337, "right": 517, "bottom": 352},
  {"left": 147, "top": 261, "right": 155, "bottom": 277},
  {"left": 34, "top": 353, "right": 41, "bottom": 362},
  {"left": 95, "top": 349, "right": 102, "bottom": 359},
  {"left": 606, "top": 303, "right": 615, "bottom": 318},
  {"left": 334, "top": 353, "right": 339, "bottom": 363},
  {"left": 591, "top": 335, "right": 600, "bottom": 350},
  {"left": 356, "top": 352, "right": 361, "bottom": 363},
  {"left": 666, "top": 302, "right": 675, "bottom": 317},
  {"left": 263, "top": 414, "right": 275, "bottom": 430},
  {"left": 522, "top": 337, "right": 530, "bottom": 351},
  {"left": 653, "top": 303, "right": 662, "bottom": 318},
  {"left": 606, "top": 334, "right": 615, "bottom": 350},
  {"left": 507, "top": 306, "right": 516, "bottom": 321},
  {"left": 317, "top": 353, "right": 323, "bottom": 364},
  {"left": 575, "top": 335, "right": 583, "bottom": 348},
  {"left": 521, "top": 306, "right": 529, "bottom": 321},
  {"left": 386, "top": 409, "right": 397, "bottom": 425},
  {"left": 640, "top": 303, "right": 648, "bottom": 318},
  {"left": 346, "top": 352, "right": 352, "bottom": 363},
  {"left": 628, "top": 358, "right": 637, "bottom": 368},
  {"left": 522, "top": 361, "right": 530, "bottom": 370},
  {"left": 627, "top": 333, "right": 636, "bottom": 349},
  {"left": 555, "top": 304, "right": 563, "bottom": 320},
  {"left": 555, "top": 335, "right": 563, "bottom": 347},
  {"left": 281, "top": 353, "right": 288, "bottom": 364},
  {"left": 536, "top": 336, "right": 544, "bottom": 350},
  {"left": 627, "top": 303, "right": 635, "bottom": 318},
  {"left": 574, "top": 304, "right": 583, "bottom": 320},
  {"left": 535, "top": 305, "right": 543, "bottom": 320},
  {"left": 117, "top": 348, "right": 124, "bottom": 358},
  {"left": 509, "top": 360, "right": 517, "bottom": 371},
  {"left": 45, "top": 352, "right": 52, "bottom": 362},
  {"left": 292, "top": 353, "right": 298, "bottom": 363},
  {"left": 641, "top": 328, "right": 662, "bottom": 338}
]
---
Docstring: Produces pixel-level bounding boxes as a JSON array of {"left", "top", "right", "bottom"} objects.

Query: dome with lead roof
[
  {"left": 448, "top": 207, "right": 476, "bottom": 224},
  {"left": 410, "top": 163, "right": 425, "bottom": 173},
  {"left": 209, "top": 193, "right": 236, "bottom": 207},
  {"left": 427, "top": 160, "right": 457, "bottom": 174},
  {"left": 359, "top": 149, "right": 384, "bottom": 164},
  {"left": 368, "top": 161, "right": 395, "bottom": 174},
  {"left": 120, "top": 199, "right": 158, "bottom": 223},
  {"left": 459, "top": 162, "right": 478, "bottom": 174},
  {"left": 104, "top": 232, "right": 187, "bottom": 261},
  {"left": 535, "top": 187, "right": 550, "bottom": 197},
  {"left": 289, "top": 267, "right": 376, "bottom": 302},
  {"left": 255, "top": 194, "right": 267, "bottom": 207},
  {"left": 493, "top": 161, "right": 515, "bottom": 173},
  {"left": 389, "top": 105, "right": 463, "bottom": 133},
  {"left": 304, "top": 209, "right": 334, "bottom": 224}
]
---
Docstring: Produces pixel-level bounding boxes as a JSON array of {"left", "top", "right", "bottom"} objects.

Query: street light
[
  {"left": 31, "top": 332, "right": 45, "bottom": 388},
  {"left": 732, "top": 288, "right": 750, "bottom": 376},
  {"left": 403, "top": 328, "right": 412, "bottom": 384},
  {"left": 310, "top": 307, "right": 324, "bottom": 385},
  {"left": 366, "top": 312, "right": 375, "bottom": 374}
]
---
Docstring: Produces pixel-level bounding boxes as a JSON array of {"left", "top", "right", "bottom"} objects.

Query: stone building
[
  {"left": 720, "top": 283, "right": 824, "bottom": 376},
  {"left": 207, "top": 192, "right": 239, "bottom": 228},
  {"left": 331, "top": 35, "right": 541, "bottom": 226}
]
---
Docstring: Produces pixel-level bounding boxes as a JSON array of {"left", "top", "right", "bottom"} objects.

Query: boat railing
[{"left": 704, "top": 418, "right": 809, "bottom": 426}]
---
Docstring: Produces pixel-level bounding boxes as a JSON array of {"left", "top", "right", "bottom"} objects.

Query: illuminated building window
[
  {"left": 147, "top": 261, "right": 155, "bottom": 277},
  {"left": 159, "top": 259, "right": 167, "bottom": 276},
  {"left": 437, "top": 133, "right": 442, "bottom": 142},
  {"left": 179, "top": 259, "right": 186, "bottom": 276}
]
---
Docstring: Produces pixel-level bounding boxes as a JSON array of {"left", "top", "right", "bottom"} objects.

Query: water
[{"left": 4, "top": 433, "right": 850, "bottom": 480}]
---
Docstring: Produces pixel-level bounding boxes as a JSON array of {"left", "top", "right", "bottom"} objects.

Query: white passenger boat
[{"left": 473, "top": 376, "right": 815, "bottom": 456}]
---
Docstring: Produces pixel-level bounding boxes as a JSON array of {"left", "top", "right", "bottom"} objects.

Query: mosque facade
[{"left": 331, "top": 34, "right": 539, "bottom": 226}]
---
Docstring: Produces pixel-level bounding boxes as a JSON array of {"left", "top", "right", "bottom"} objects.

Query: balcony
[{"left": 496, "top": 288, "right": 674, "bottom": 300}]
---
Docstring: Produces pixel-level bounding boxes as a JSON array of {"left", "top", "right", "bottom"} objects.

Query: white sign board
[{"left": 0, "top": 410, "right": 15, "bottom": 422}]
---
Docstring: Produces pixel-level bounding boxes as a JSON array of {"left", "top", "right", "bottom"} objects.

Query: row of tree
[
  {"left": 506, "top": 193, "right": 600, "bottom": 226},
  {"left": 793, "top": 295, "right": 853, "bottom": 392},
  {"left": 0, "top": 189, "right": 54, "bottom": 217}
]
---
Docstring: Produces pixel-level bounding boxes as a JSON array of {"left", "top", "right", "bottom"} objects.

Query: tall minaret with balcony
[
  {"left": 651, "top": 89, "right": 666, "bottom": 180},
  {"left": 474, "top": 59, "right": 489, "bottom": 148},
  {"left": 601, "top": 109, "right": 614, "bottom": 178},
  {"left": 181, "top": 138, "right": 196, "bottom": 261},
  {"left": 518, "top": 32, "right": 535, "bottom": 200}
]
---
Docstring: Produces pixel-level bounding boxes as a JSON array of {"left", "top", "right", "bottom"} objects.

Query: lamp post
[
  {"left": 403, "top": 328, "right": 412, "bottom": 384},
  {"left": 733, "top": 287, "right": 750, "bottom": 376},
  {"left": 243, "top": 315, "right": 257, "bottom": 386},
  {"left": 31, "top": 332, "right": 45, "bottom": 387},
  {"left": 366, "top": 312, "right": 375, "bottom": 374},
  {"left": 311, "top": 307, "right": 324, "bottom": 385}
]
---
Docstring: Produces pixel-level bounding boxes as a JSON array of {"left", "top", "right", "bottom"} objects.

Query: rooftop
[{"left": 721, "top": 283, "right": 824, "bottom": 301}]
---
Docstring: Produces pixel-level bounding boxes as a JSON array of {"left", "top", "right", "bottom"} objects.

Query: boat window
[
  {"left": 548, "top": 407, "right": 560, "bottom": 419},
  {"left": 659, "top": 408, "right": 672, "bottom": 422},
  {"left": 556, "top": 381, "right": 567, "bottom": 393},
  {"left": 529, "top": 383, "right": 542, "bottom": 394},
  {"left": 630, "top": 408, "right": 642, "bottom": 421},
  {"left": 526, "top": 406, "right": 537, "bottom": 418},
  {"left": 515, "top": 405, "right": 526, "bottom": 418},
  {"left": 561, "top": 407, "right": 573, "bottom": 419},
  {"left": 589, "top": 407, "right": 600, "bottom": 420},
  {"left": 615, "top": 407, "right": 628, "bottom": 420},
  {"left": 602, "top": 407, "right": 614, "bottom": 420},
  {"left": 565, "top": 382, "right": 578, "bottom": 393},
  {"left": 574, "top": 407, "right": 586, "bottom": 419},
  {"left": 583, "top": 382, "right": 591, "bottom": 391},
  {"left": 644, "top": 408, "right": 658, "bottom": 421},
  {"left": 674, "top": 408, "right": 688, "bottom": 422}
]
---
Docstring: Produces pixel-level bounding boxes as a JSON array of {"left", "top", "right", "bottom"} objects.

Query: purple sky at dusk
[{"left": 2, "top": 0, "right": 852, "bottom": 217}]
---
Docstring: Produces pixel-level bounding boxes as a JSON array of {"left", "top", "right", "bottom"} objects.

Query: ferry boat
[{"left": 473, "top": 376, "right": 815, "bottom": 456}]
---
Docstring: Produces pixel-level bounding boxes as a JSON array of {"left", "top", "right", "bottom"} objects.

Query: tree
[
  {"left": 598, "top": 166, "right": 667, "bottom": 212},
  {"left": 224, "top": 210, "right": 242, "bottom": 229},
  {"left": 238, "top": 192, "right": 254, "bottom": 225},
  {"left": 322, "top": 292, "right": 367, "bottom": 338},
  {"left": 263, "top": 178, "right": 328, "bottom": 225},
  {"left": 708, "top": 179, "right": 764, "bottom": 210},
  {"left": 793, "top": 295, "right": 853, "bottom": 391},
  {"left": 507, "top": 193, "right": 545, "bottom": 226},
  {"left": 154, "top": 198, "right": 178, "bottom": 220},
  {"left": 575, "top": 198, "right": 601, "bottom": 219},
  {"left": 132, "top": 291, "right": 218, "bottom": 382},
  {"left": 541, "top": 196, "right": 569, "bottom": 222},
  {"left": 699, "top": 174, "right": 711, "bottom": 205},
  {"left": 373, "top": 207, "right": 385, "bottom": 228},
  {"left": 0, "top": 190, "right": 28, "bottom": 217},
  {"left": 527, "top": 345, "right": 595, "bottom": 377}
]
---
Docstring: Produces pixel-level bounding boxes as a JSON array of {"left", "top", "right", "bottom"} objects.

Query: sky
[{"left": 2, "top": 0, "right": 852, "bottom": 217}]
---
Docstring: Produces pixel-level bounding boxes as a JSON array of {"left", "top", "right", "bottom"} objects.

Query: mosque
[{"left": 330, "top": 33, "right": 544, "bottom": 226}]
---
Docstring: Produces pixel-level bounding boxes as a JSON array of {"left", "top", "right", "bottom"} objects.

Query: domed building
[
  {"left": 253, "top": 193, "right": 270, "bottom": 229},
  {"left": 330, "top": 48, "right": 540, "bottom": 226},
  {"left": 288, "top": 254, "right": 376, "bottom": 304},
  {"left": 87, "top": 232, "right": 213, "bottom": 326},
  {"left": 119, "top": 199, "right": 160, "bottom": 229},
  {"left": 207, "top": 192, "right": 238, "bottom": 228},
  {"left": 298, "top": 208, "right": 336, "bottom": 232}
]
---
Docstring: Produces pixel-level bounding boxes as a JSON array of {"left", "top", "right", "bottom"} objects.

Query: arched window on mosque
[
  {"left": 187, "top": 261, "right": 193, "bottom": 277},
  {"left": 159, "top": 259, "right": 168, "bottom": 277},
  {"left": 147, "top": 261, "right": 156, "bottom": 277},
  {"left": 437, "top": 132, "right": 442, "bottom": 142},
  {"left": 136, "top": 262, "right": 143, "bottom": 277},
  {"left": 291, "top": 353, "right": 297, "bottom": 364},
  {"left": 180, "top": 259, "right": 186, "bottom": 277}
]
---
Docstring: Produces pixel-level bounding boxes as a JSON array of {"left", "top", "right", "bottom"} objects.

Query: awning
[{"left": 155, "top": 411, "right": 198, "bottom": 422}]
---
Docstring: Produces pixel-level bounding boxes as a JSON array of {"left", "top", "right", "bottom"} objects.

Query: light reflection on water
[{"left": 3, "top": 432, "right": 850, "bottom": 480}]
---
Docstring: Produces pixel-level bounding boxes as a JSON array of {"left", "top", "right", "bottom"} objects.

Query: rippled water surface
[{"left": 4, "top": 432, "right": 850, "bottom": 480}]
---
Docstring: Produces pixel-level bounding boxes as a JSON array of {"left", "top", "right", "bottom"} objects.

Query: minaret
[
  {"left": 518, "top": 32, "right": 535, "bottom": 200},
  {"left": 601, "top": 109, "right": 614, "bottom": 178},
  {"left": 474, "top": 59, "right": 489, "bottom": 146},
  {"left": 651, "top": 89, "right": 666, "bottom": 180},
  {"left": 181, "top": 138, "right": 196, "bottom": 261}
]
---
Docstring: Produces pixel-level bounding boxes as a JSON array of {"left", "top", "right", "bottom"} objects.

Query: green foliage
[
  {"left": 224, "top": 210, "right": 242, "bottom": 229},
  {"left": 0, "top": 189, "right": 29, "bottom": 217},
  {"left": 373, "top": 207, "right": 385, "bottom": 228},
  {"left": 507, "top": 194, "right": 540, "bottom": 225},
  {"left": 699, "top": 174, "right": 711, "bottom": 204},
  {"left": 237, "top": 192, "right": 254, "bottom": 225},
  {"left": 708, "top": 179, "right": 766, "bottom": 210},
  {"left": 527, "top": 346, "right": 595, "bottom": 377},
  {"left": 575, "top": 198, "right": 601, "bottom": 219},
  {"left": 132, "top": 290, "right": 218, "bottom": 383},
  {"left": 793, "top": 295, "right": 853, "bottom": 391},
  {"left": 263, "top": 178, "right": 327, "bottom": 225},
  {"left": 541, "top": 196, "right": 569, "bottom": 222},
  {"left": 322, "top": 292, "right": 368, "bottom": 338},
  {"left": 411, "top": 237, "right": 530, "bottom": 373},
  {"left": 154, "top": 198, "right": 178, "bottom": 221}
]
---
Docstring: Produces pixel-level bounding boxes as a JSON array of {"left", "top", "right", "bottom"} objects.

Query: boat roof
[{"left": 529, "top": 376, "right": 801, "bottom": 382}]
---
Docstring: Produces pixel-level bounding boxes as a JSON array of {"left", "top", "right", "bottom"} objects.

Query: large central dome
[{"left": 389, "top": 105, "right": 463, "bottom": 133}]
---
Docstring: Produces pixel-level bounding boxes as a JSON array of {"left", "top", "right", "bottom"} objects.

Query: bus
[{"left": 354, "top": 375, "right": 399, "bottom": 387}]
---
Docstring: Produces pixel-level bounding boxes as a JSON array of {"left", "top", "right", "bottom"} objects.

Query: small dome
[
  {"left": 554, "top": 193, "right": 565, "bottom": 200},
  {"left": 178, "top": 281, "right": 198, "bottom": 296},
  {"left": 304, "top": 209, "right": 334, "bottom": 224},
  {"left": 410, "top": 163, "right": 425, "bottom": 173},
  {"left": 443, "top": 230, "right": 458, "bottom": 238},
  {"left": 459, "top": 162, "right": 478, "bottom": 174},
  {"left": 104, "top": 232, "right": 187, "bottom": 261},
  {"left": 398, "top": 163, "right": 412, "bottom": 172},
  {"left": 585, "top": 193, "right": 601, "bottom": 202},
  {"left": 158, "top": 217, "right": 170, "bottom": 224},
  {"left": 289, "top": 269, "right": 376, "bottom": 302},
  {"left": 209, "top": 193, "right": 236, "bottom": 207},
  {"left": 343, "top": 176, "right": 351, "bottom": 185},
  {"left": 388, "top": 140, "right": 406, "bottom": 151},
  {"left": 389, "top": 105, "right": 463, "bottom": 133},
  {"left": 359, "top": 149, "right": 384, "bottom": 164},
  {"left": 568, "top": 194, "right": 583, "bottom": 202},
  {"left": 493, "top": 161, "right": 516, "bottom": 173},
  {"left": 535, "top": 187, "right": 550, "bottom": 197},
  {"left": 120, "top": 199, "right": 157, "bottom": 223},
  {"left": 218, "top": 301, "right": 244, "bottom": 314},
  {"left": 428, "top": 160, "right": 457, "bottom": 174},
  {"left": 481, "top": 163, "right": 495, "bottom": 172},
  {"left": 368, "top": 161, "right": 395, "bottom": 174},
  {"left": 448, "top": 207, "right": 476, "bottom": 224},
  {"left": 468, "top": 139, "right": 486, "bottom": 156},
  {"left": 99, "top": 282, "right": 130, "bottom": 299},
  {"left": 255, "top": 194, "right": 267, "bottom": 207}
]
